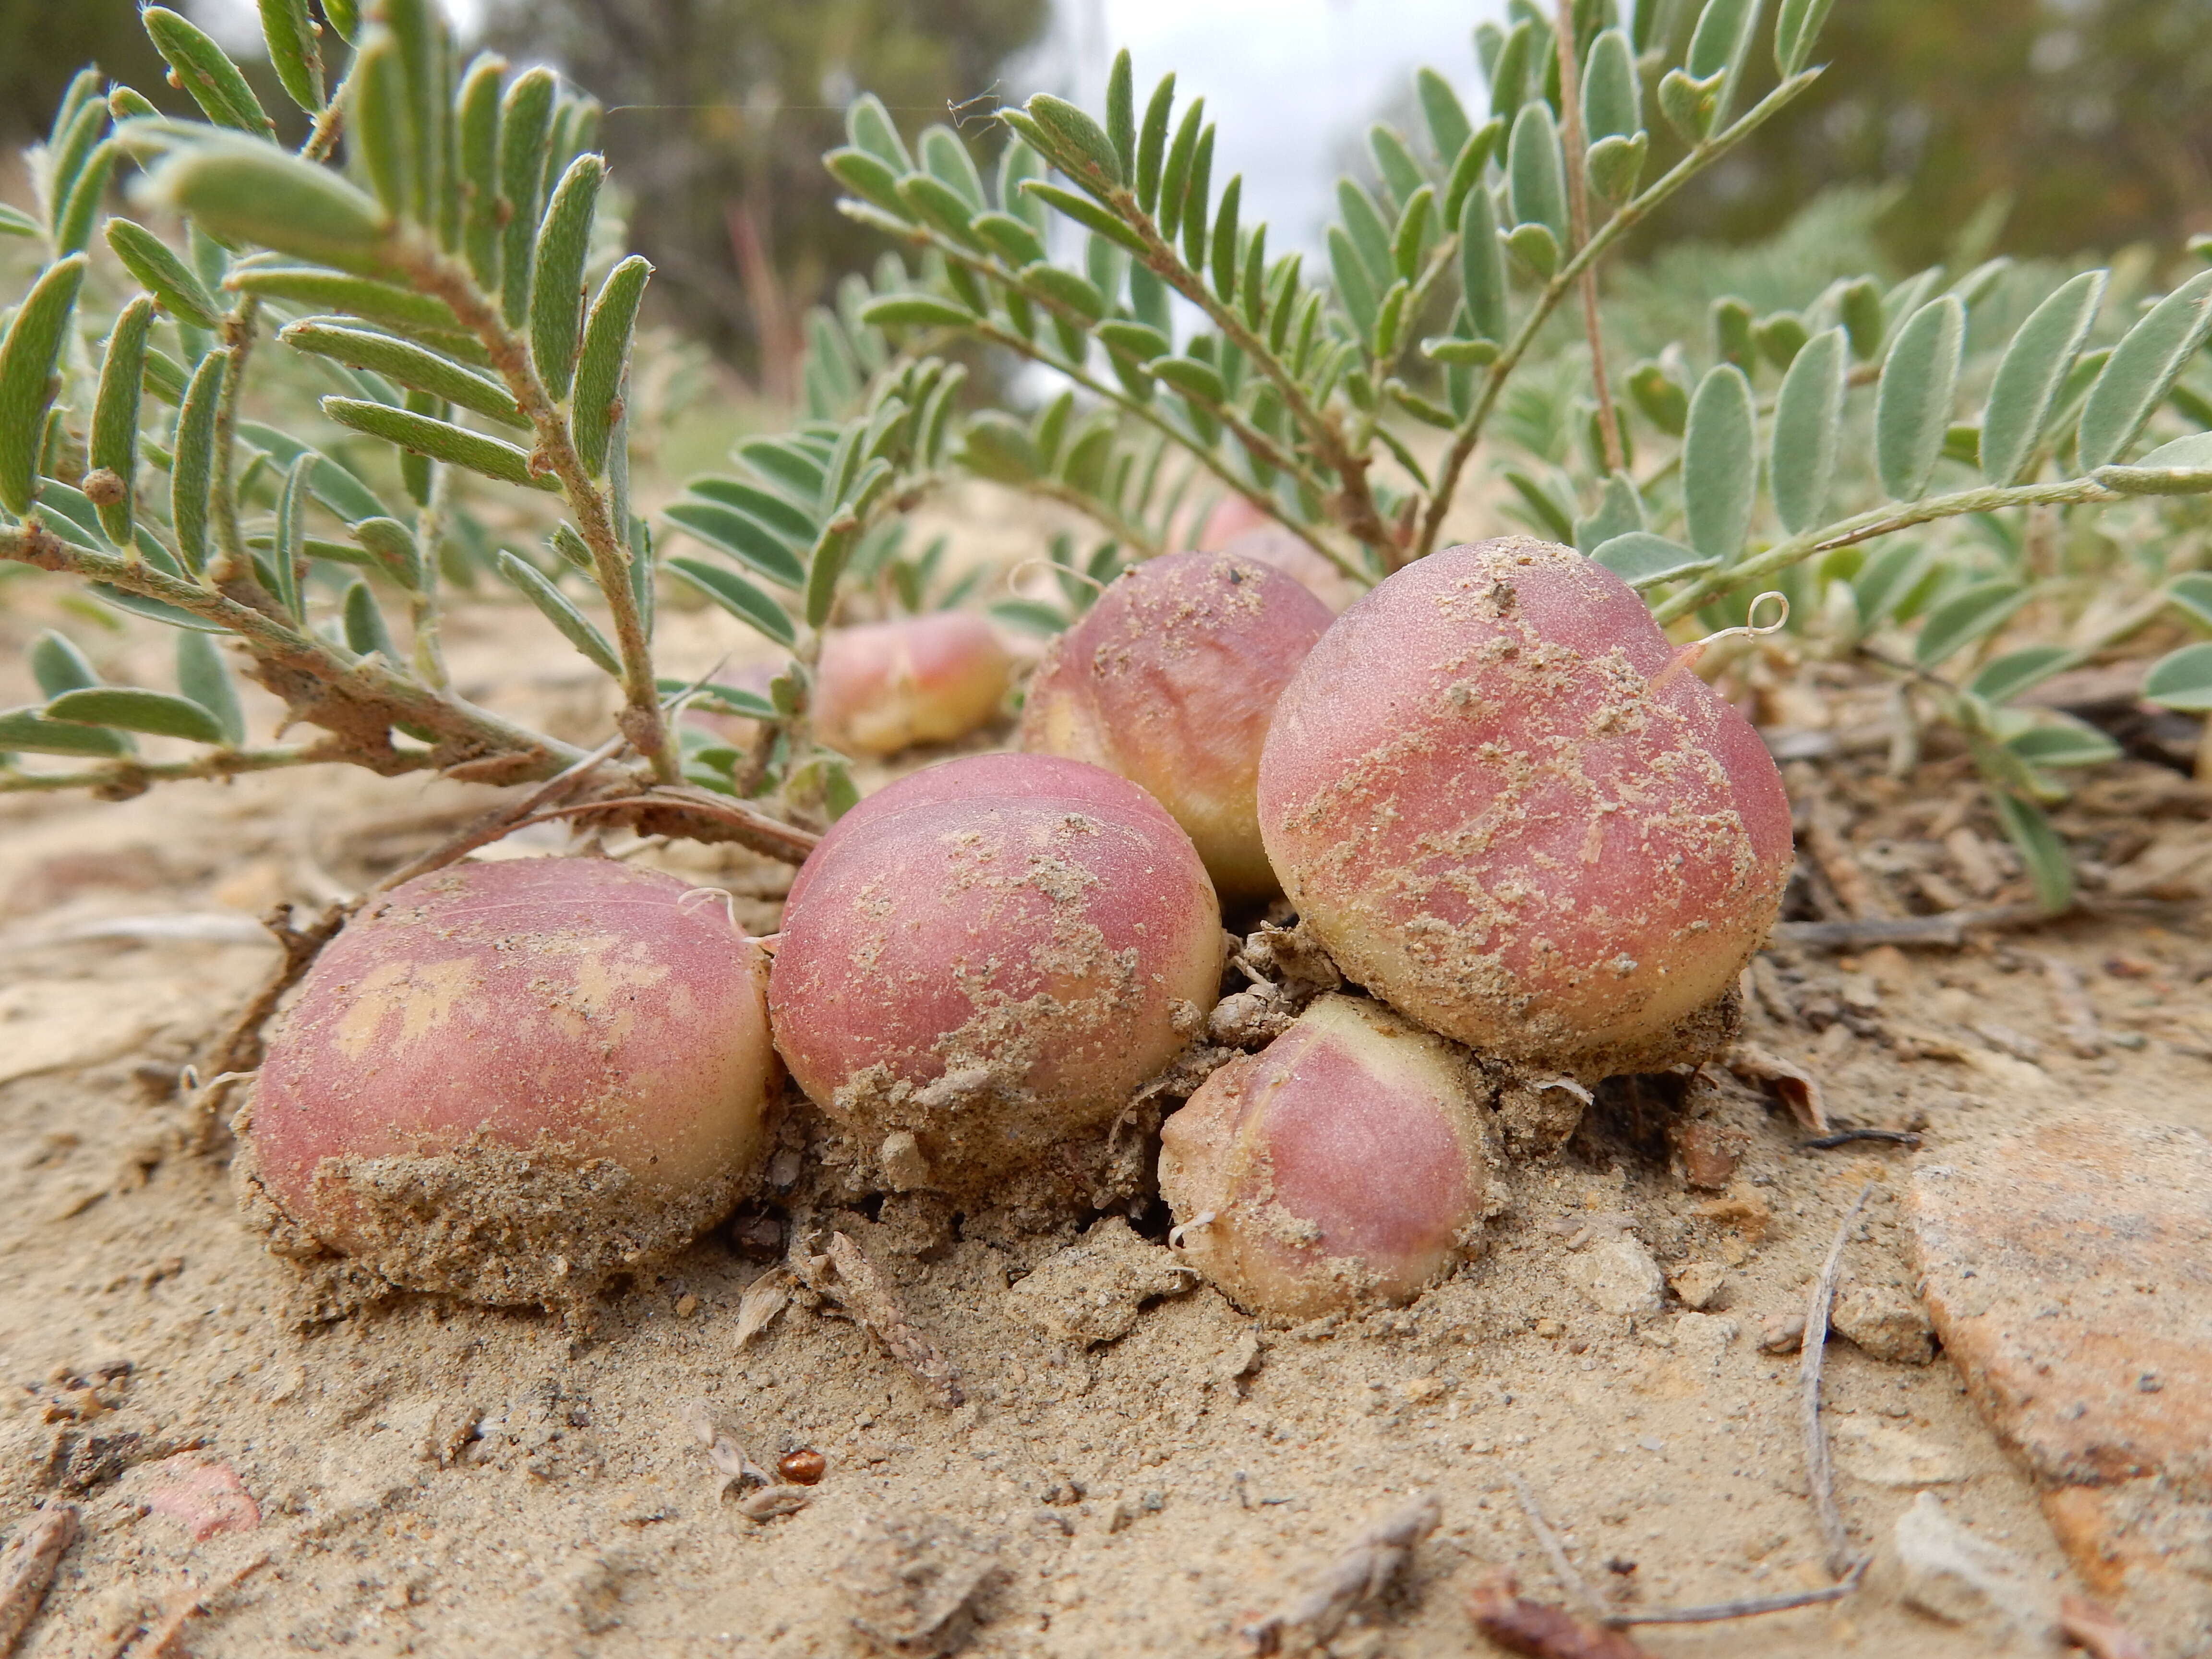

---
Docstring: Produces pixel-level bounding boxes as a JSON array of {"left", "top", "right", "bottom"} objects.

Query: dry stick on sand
[
  {"left": 0, "top": 1504, "right": 77, "bottom": 1658},
  {"left": 111, "top": 1553, "right": 267, "bottom": 1659},
  {"left": 1241, "top": 1493, "right": 1439, "bottom": 1656},
  {"left": 1610, "top": 1557, "right": 1868, "bottom": 1626},
  {"left": 793, "top": 1232, "right": 963, "bottom": 1408},
  {"left": 1804, "top": 794, "right": 1890, "bottom": 921},
  {"left": 1772, "top": 896, "right": 2187, "bottom": 951},
  {"left": 1504, "top": 1472, "right": 1607, "bottom": 1620},
  {"left": 1466, "top": 1573, "right": 1657, "bottom": 1659},
  {"left": 1804, "top": 1182, "right": 1877, "bottom": 1579},
  {"left": 2039, "top": 953, "right": 2107, "bottom": 1058}
]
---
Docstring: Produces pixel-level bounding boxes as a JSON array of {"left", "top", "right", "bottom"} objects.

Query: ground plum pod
[
  {"left": 814, "top": 612, "right": 1013, "bottom": 757},
  {"left": 1257, "top": 537, "right": 1793, "bottom": 1077},
  {"left": 769, "top": 752, "right": 1224, "bottom": 1192},
  {"left": 1019, "top": 550, "right": 1332, "bottom": 899},
  {"left": 1159, "top": 994, "right": 1491, "bottom": 1320},
  {"left": 240, "top": 857, "right": 778, "bottom": 1306}
]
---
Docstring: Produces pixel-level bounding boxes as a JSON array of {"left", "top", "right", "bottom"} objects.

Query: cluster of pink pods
[{"left": 245, "top": 537, "right": 1790, "bottom": 1320}]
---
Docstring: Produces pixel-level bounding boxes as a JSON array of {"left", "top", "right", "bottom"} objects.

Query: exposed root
[
  {"left": 190, "top": 900, "right": 355, "bottom": 1151},
  {"left": 792, "top": 1231, "right": 963, "bottom": 1409},
  {"left": 0, "top": 1503, "right": 77, "bottom": 1658},
  {"left": 1241, "top": 1493, "right": 1438, "bottom": 1656}
]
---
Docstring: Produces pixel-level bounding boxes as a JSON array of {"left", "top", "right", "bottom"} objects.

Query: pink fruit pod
[
  {"left": 814, "top": 612, "right": 1013, "bottom": 757},
  {"left": 1258, "top": 537, "right": 1792, "bottom": 1078},
  {"left": 1158, "top": 994, "right": 1491, "bottom": 1320},
  {"left": 238, "top": 857, "right": 778, "bottom": 1306},
  {"left": 1018, "top": 551, "right": 1332, "bottom": 899},
  {"left": 769, "top": 752, "right": 1225, "bottom": 1192}
]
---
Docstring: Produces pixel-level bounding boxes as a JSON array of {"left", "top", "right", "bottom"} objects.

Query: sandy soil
[{"left": 1, "top": 586, "right": 2208, "bottom": 1658}]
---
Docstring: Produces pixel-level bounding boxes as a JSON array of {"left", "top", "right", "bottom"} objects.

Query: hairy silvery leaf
[
  {"left": 805, "top": 522, "right": 858, "bottom": 628},
  {"left": 738, "top": 437, "right": 829, "bottom": 503},
  {"left": 1335, "top": 179, "right": 1394, "bottom": 289},
  {"left": 258, "top": 0, "right": 326, "bottom": 112},
  {"left": 457, "top": 57, "right": 503, "bottom": 280},
  {"left": 89, "top": 296, "right": 155, "bottom": 544},
  {"left": 1023, "top": 94, "right": 1124, "bottom": 195},
  {"left": 573, "top": 254, "right": 652, "bottom": 475},
  {"left": 237, "top": 424, "right": 393, "bottom": 526},
  {"left": 498, "top": 67, "right": 557, "bottom": 326},
  {"left": 1503, "top": 221, "right": 1560, "bottom": 280},
  {"left": 1582, "top": 29, "right": 1640, "bottom": 140},
  {"left": 2077, "top": 270, "right": 2212, "bottom": 471},
  {"left": 353, "top": 31, "right": 415, "bottom": 220},
  {"left": 2164, "top": 574, "right": 2212, "bottom": 632},
  {"left": 1684, "top": 0, "right": 1760, "bottom": 125},
  {"left": 529, "top": 154, "right": 603, "bottom": 402},
  {"left": 1586, "top": 133, "right": 1647, "bottom": 204},
  {"left": 30, "top": 631, "right": 100, "bottom": 698},
  {"left": 147, "top": 136, "right": 393, "bottom": 276},
  {"left": 1591, "top": 531, "right": 1716, "bottom": 589},
  {"left": 1851, "top": 539, "right": 1929, "bottom": 625},
  {"left": 1212, "top": 175, "right": 1243, "bottom": 301},
  {"left": 282, "top": 321, "right": 523, "bottom": 426},
  {"left": 1979, "top": 270, "right": 2105, "bottom": 485},
  {"left": 1969, "top": 645, "right": 2073, "bottom": 706},
  {"left": 1136, "top": 73, "right": 1176, "bottom": 214},
  {"left": 0, "top": 255, "right": 87, "bottom": 515},
  {"left": 169, "top": 348, "right": 228, "bottom": 574},
  {"left": 1442, "top": 116, "right": 1503, "bottom": 228},
  {"left": 1506, "top": 101, "right": 1566, "bottom": 242},
  {"left": 143, "top": 7, "right": 275, "bottom": 137},
  {"left": 686, "top": 476, "right": 820, "bottom": 546},
  {"left": 497, "top": 549, "right": 621, "bottom": 676},
  {"left": 845, "top": 93, "right": 912, "bottom": 171},
  {"left": 1682, "top": 362, "right": 1756, "bottom": 564},
  {"left": 1770, "top": 325, "right": 1846, "bottom": 534},
  {"left": 54, "top": 139, "right": 119, "bottom": 258},
  {"left": 665, "top": 500, "right": 807, "bottom": 589},
  {"left": 104, "top": 220, "right": 222, "bottom": 328},
  {"left": 1488, "top": 19, "right": 1538, "bottom": 121},
  {"left": 1775, "top": 0, "right": 1836, "bottom": 76},
  {"left": 340, "top": 578, "right": 398, "bottom": 659},
  {"left": 2007, "top": 720, "right": 2120, "bottom": 769},
  {"left": 270, "top": 451, "right": 313, "bottom": 620},
  {"left": 1369, "top": 125, "right": 1424, "bottom": 212},
  {"left": 1875, "top": 295, "right": 1965, "bottom": 501},
  {"left": 1416, "top": 67, "right": 1472, "bottom": 165},
  {"left": 45, "top": 686, "right": 226, "bottom": 744},
  {"left": 2095, "top": 431, "right": 2212, "bottom": 495},
  {"left": 321, "top": 397, "right": 555, "bottom": 488},
  {"left": 0, "top": 708, "right": 132, "bottom": 757},
  {"left": 1157, "top": 99, "right": 1205, "bottom": 242},
  {"left": 175, "top": 629, "right": 245, "bottom": 745},
  {"left": 1573, "top": 473, "right": 1645, "bottom": 553}
]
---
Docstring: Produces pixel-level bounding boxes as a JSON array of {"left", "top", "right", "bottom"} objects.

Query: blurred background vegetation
[{"left": 3, "top": 0, "right": 2204, "bottom": 393}]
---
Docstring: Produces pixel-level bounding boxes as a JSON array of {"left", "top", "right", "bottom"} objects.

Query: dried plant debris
[
  {"left": 0, "top": 1504, "right": 77, "bottom": 1658},
  {"left": 1006, "top": 1216, "right": 1197, "bottom": 1345},
  {"left": 1465, "top": 1573, "right": 1658, "bottom": 1659},
  {"left": 839, "top": 1508, "right": 1000, "bottom": 1657},
  {"left": 1241, "top": 1493, "right": 1439, "bottom": 1656},
  {"left": 1726, "top": 1043, "right": 1829, "bottom": 1132},
  {"left": 791, "top": 1231, "right": 964, "bottom": 1407}
]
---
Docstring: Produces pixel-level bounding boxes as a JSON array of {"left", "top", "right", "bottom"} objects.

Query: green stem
[
  {"left": 0, "top": 743, "right": 384, "bottom": 795},
  {"left": 1555, "top": 0, "right": 1625, "bottom": 476},
  {"left": 1414, "top": 69, "right": 1823, "bottom": 563},
  {"left": 1022, "top": 478, "right": 1165, "bottom": 558},
  {"left": 405, "top": 249, "right": 673, "bottom": 780},
  {"left": 409, "top": 459, "right": 453, "bottom": 688},
  {"left": 1651, "top": 477, "right": 2127, "bottom": 625},
  {"left": 207, "top": 295, "right": 260, "bottom": 580}
]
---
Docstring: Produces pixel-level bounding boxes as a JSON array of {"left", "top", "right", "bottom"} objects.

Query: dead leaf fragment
[{"left": 1726, "top": 1046, "right": 1828, "bottom": 1132}]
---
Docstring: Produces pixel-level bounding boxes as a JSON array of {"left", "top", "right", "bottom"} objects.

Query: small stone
[
  {"left": 1758, "top": 1311, "right": 1805, "bottom": 1354},
  {"left": 1565, "top": 1236, "right": 1664, "bottom": 1320},
  {"left": 1832, "top": 1285, "right": 1936, "bottom": 1365},
  {"left": 141, "top": 1454, "right": 260, "bottom": 1541},
  {"left": 1668, "top": 1261, "right": 1728, "bottom": 1310},
  {"left": 1672, "top": 1312, "right": 1738, "bottom": 1375},
  {"left": 878, "top": 1131, "right": 930, "bottom": 1192},
  {"left": 673, "top": 1293, "right": 698, "bottom": 1320},
  {"left": 1673, "top": 1120, "right": 1744, "bottom": 1190},
  {"left": 1894, "top": 1492, "right": 2059, "bottom": 1647},
  {"left": 1005, "top": 1216, "right": 1197, "bottom": 1346}
]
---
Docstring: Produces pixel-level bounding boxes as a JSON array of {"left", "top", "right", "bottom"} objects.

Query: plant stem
[
  {"left": 206, "top": 297, "right": 261, "bottom": 580},
  {"left": 1553, "top": 0, "right": 1625, "bottom": 475},
  {"left": 1022, "top": 478, "right": 1165, "bottom": 557},
  {"left": 1651, "top": 476, "right": 2128, "bottom": 624},
  {"left": 1414, "top": 70, "right": 1822, "bottom": 563},
  {"left": 406, "top": 248, "right": 673, "bottom": 780},
  {"left": 0, "top": 744, "right": 338, "bottom": 795}
]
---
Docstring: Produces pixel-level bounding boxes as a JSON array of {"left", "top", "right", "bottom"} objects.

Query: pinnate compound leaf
[
  {"left": 1770, "top": 325, "right": 1846, "bottom": 534},
  {"left": 45, "top": 686, "right": 225, "bottom": 744},
  {"left": 1682, "top": 362, "right": 1755, "bottom": 563},
  {"left": 1914, "top": 578, "right": 2027, "bottom": 668},
  {"left": 666, "top": 555, "right": 798, "bottom": 647},
  {"left": 497, "top": 550, "right": 620, "bottom": 676},
  {"left": 1875, "top": 295, "right": 1966, "bottom": 501},
  {"left": 2078, "top": 270, "right": 2212, "bottom": 470},
  {"left": 1980, "top": 269, "right": 2105, "bottom": 485}
]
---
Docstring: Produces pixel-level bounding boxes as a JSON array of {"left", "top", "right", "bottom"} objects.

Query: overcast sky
[{"left": 199, "top": 0, "right": 1507, "bottom": 248}]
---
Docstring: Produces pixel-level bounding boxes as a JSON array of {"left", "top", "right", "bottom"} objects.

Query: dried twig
[
  {"left": 2039, "top": 954, "right": 2106, "bottom": 1058},
  {"left": 1803, "top": 1183, "right": 1875, "bottom": 1579},
  {"left": 1727, "top": 1045, "right": 1829, "bottom": 1133},
  {"left": 733, "top": 1267, "right": 793, "bottom": 1348},
  {"left": 517, "top": 785, "right": 820, "bottom": 865},
  {"left": 1466, "top": 1573, "right": 1656, "bottom": 1659},
  {"left": 1241, "top": 1493, "right": 1438, "bottom": 1656},
  {"left": 1504, "top": 1472, "right": 1606, "bottom": 1621},
  {"left": 115, "top": 1552, "right": 267, "bottom": 1659},
  {"left": 1610, "top": 1557, "right": 1867, "bottom": 1625},
  {"left": 792, "top": 1232, "right": 962, "bottom": 1408},
  {"left": 1773, "top": 897, "right": 2189, "bottom": 951},
  {"left": 1801, "top": 1129, "right": 1922, "bottom": 1151},
  {"left": 190, "top": 902, "right": 354, "bottom": 1147},
  {"left": 2059, "top": 1593, "right": 2151, "bottom": 1659},
  {"left": 0, "top": 1504, "right": 77, "bottom": 1658},
  {"left": 1805, "top": 795, "right": 1889, "bottom": 921}
]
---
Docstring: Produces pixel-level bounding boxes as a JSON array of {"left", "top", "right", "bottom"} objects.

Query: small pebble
[
  {"left": 778, "top": 1448, "right": 828, "bottom": 1485},
  {"left": 674, "top": 1294, "right": 699, "bottom": 1319}
]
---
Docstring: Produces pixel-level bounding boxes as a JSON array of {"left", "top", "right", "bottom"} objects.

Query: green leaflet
[
  {"left": 1914, "top": 578, "right": 2028, "bottom": 668},
  {"left": 1157, "top": 99, "right": 1205, "bottom": 242},
  {"left": 1368, "top": 126, "right": 1424, "bottom": 212},
  {"left": 957, "top": 412, "right": 1039, "bottom": 483},
  {"left": 170, "top": 349, "right": 228, "bottom": 576},
  {"left": 225, "top": 267, "right": 465, "bottom": 343},
  {"left": 1442, "top": 117, "right": 1504, "bottom": 228},
  {"left": 257, "top": 0, "right": 326, "bottom": 111},
  {"left": 350, "top": 516, "right": 423, "bottom": 587},
  {"left": 573, "top": 255, "right": 651, "bottom": 476},
  {"left": 1180, "top": 125, "right": 1214, "bottom": 269},
  {"left": 1581, "top": 29, "right": 1640, "bottom": 140},
  {"left": 143, "top": 7, "right": 275, "bottom": 137},
  {"left": 1980, "top": 269, "right": 2105, "bottom": 485},
  {"left": 1838, "top": 277, "right": 1885, "bottom": 361},
  {"left": 1104, "top": 53, "right": 1137, "bottom": 183},
  {"left": 1153, "top": 356, "right": 1228, "bottom": 405},
  {"left": 320, "top": 397, "right": 556, "bottom": 489},
  {"left": 1211, "top": 175, "right": 1243, "bottom": 302},
  {"left": 1682, "top": 362, "right": 1755, "bottom": 564},
  {"left": 2142, "top": 641, "right": 2212, "bottom": 712},
  {"left": 2077, "top": 270, "right": 2212, "bottom": 471},
  {"left": 1018, "top": 262, "right": 1109, "bottom": 323},
  {"left": 1684, "top": 0, "right": 1761, "bottom": 125},
  {"left": 1851, "top": 538, "right": 1929, "bottom": 625},
  {"left": 53, "top": 140, "right": 118, "bottom": 258},
  {"left": 0, "top": 204, "right": 40, "bottom": 238},
  {"left": 1335, "top": 178, "right": 1394, "bottom": 288},
  {"left": 175, "top": 628, "right": 245, "bottom": 744},
  {"left": 666, "top": 555, "right": 799, "bottom": 648},
  {"left": 1024, "top": 94, "right": 1123, "bottom": 193},
  {"left": 898, "top": 172, "right": 983, "bottom": 245},
  {"left": 1627, "top": 361, "right": 1688, "bottom": 434},
  {"left": 1489, "top": 20, "right": 1538, "bottom": 120},
  {"left": 458, "top": 54, "right": 507, "bottom": 289},
  {"left": 1585, "top": 133, "right": 1648, "bottom": 206},
  {"left": 1590, "top": 531, "right": 1717, "bottom": 590},
  {"left": 665, "top": 499, "right": 807, "bottom": 589},
  {"left": 341, "top": 578, "right": 398, "bottom": 659},
  {"left": 46, "top": 93, "right": 108, "bottom": 235},
  {"left": 496, "top": 550, "right": 621, "bottom": 676},
  {"left": 30, "top": 631, "right": 100, "bottom": 697},
  {"left": 280, "top": 321, "right": 523, "bottom": 427},
  {"left": 825, "top": 148, "right": 909, "bottom": 218},
  {"left": 529, "top": 154, "right": 602, "bottom": 402},
  {"left": 1770, "top": 325, "right": 1846, "bottom": 534},
  {"left": 737, "top": 436, "right": 827, "bottom": 503},
  {"left": 498, "top": 67, "right": 558, "bottom": 328},
  {"left": 150, "top": 136, "right": 393, "bottom": 276},
  {"left": 46, "top": 686, "right": 226, "bottom": 745},
  {"left": 805, "top": 521, "right": 858, "bottom": 628},
  {"left": 1992, "top": 793, "right": 2073, "bottom": 914},
  {"left": 1968, "top": 645, "right": 2074, "bottom": 705},
  {"left": 1416, "top": 68, "right": 1472, "bottom": 165},
  {"left": 844, "top": 94, "right": 911, "bottom": 171},
  {"left": 353, "top": 31, "right": 415, "bottom": 220},
  {"left": 90, "top": 295, "right": 155, "bottom": 545},
  {"left": 1136, "top": 74, "right": 1176, "bottom": 215},
  {"left": 270, "top": 451, "right": 313, "bottom": 619},
  {"left": 0, "top": 709, "right": 132, "bottom": 757},
  {"left": 103, "top": 219, "right": 222, "bottom": 329},
  {"left": 1875, "top": 295, "right": 1965, "bottom": 501},
  {"left": 2164, "top": 572, "right": 2212, "bottom": 630},
  {"left": 1389, "top": 187, "right": 1433, "bottom": 282},
  {"left": 1022, "top": 181, "right": 1147, "bottom": 257},
  {"left": 0, "top": 254, "right": 87, "bottom": 516},
  {"left": 973, "top": 211, "right": 1046, "bottom": 267},
  {"left": 684, "top": 476, "right": 818, "bottom": 545},
  {"left": 1329, "top": 227, "right": 1380, "bottom": 339},
  {"left": 1775, "top": 0, "right": 1837, "bottom": 76},
  {"left": 1573, "top": 473, "right": 1646, "bottom": 553},
  {"left": 2006, "top": 719, "right": 2119, "bottom": 769},
  {"left": 236, "top": 423, "right": 394, "bottom": 525}
]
